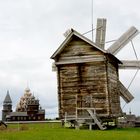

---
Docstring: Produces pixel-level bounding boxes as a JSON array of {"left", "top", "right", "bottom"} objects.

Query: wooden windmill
[{"left": 51, "top": 18, "right": 139, "bottom": 129}]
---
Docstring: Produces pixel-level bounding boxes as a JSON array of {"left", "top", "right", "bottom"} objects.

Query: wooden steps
[{"left": 87, "top": 109, "right": 106, "bottom": 130}]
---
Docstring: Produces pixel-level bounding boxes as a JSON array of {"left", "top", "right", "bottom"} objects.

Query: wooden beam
[
  {"left": 77, "top": 107, "right": 103, "bottom": 110},
  {"left": 107, "top": 26, "right": 139, "bottom": 55},
  {"left": 118, "top": 81, "right": 134, "bottom": 103},
  {"left": 55, "top": 56, "right": 105, "bottom": 65},
  {"left": 95, "top": 18, "right": 107, "bottom": 49},
  {"left": 119, "top": 60, "right": 140, "bottom": 69}
]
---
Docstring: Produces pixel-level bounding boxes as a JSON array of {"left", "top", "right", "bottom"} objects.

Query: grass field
[{"left": 0, "top": 122, "right": 140, "bottom": 140}]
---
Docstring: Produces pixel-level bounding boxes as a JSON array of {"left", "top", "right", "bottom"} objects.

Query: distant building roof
[
  {"left": 3, "top": 90, "right": 12, "bottom": 104},
  {"left": 7, "top": 112, "right": 28, "bottom": 117},
  {"left": 38, "top": 110, "right": 45, "bottom": 115},
  {"left": 135, "top": 116, "right": 140, "bottom": 122},
  {"left": 126, "top": 114, "right": 136, "bottom": 122}
]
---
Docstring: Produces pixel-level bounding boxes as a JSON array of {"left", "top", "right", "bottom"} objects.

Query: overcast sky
[{"left": 0, "top": 0, "right": 140, "bottom": 119}]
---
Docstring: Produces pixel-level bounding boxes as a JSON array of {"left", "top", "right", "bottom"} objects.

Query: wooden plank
[
  {"left": 59, "top": 43, "right": 103, "bottom": 57},
  {"left": 118, "top": 81, "right": 134, "bottom": 103},
  {"left": 119, "top": 60, "right": 140, "bottom": 69},
  {"left": 55, "top": 56, "right": 105, "bottom": 65},
  {"left": 59, "top": 55, "right": 104, "bottom": 61},
  {"left": 95, "top": 18, "right": 106, "bottom": 49},
  {"left": 107, "top": 26, "right": 139, "bottom": 55},
  {"left": 77, "top": 107, "right": 103, "bottom": 110}
]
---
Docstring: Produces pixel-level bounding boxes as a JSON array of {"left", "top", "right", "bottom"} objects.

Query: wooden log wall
[
  {"left": 57, "top": 62, "right": 110, "bottom": 118},
  {"left": 106, "top": 61, "right": 121, "bottom": 117},
  {"left": 55, "top": 36, "right": 121, "bottom": 119}
]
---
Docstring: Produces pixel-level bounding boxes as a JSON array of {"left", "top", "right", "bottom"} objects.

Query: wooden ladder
[{"left": 87, "top": 109, "right": 106, "bottom": 130}]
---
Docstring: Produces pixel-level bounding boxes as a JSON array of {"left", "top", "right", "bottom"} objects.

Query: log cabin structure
[{"left": 51, "top": 19, "right": 139, "bottom": 129}]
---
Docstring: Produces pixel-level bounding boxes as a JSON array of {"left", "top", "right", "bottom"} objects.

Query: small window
[
  {"left": 17, "top": 117, "right": 20, "bottom": 121},
  {"left": 12, "top": 117, "right": 15, "bottom": 120}
]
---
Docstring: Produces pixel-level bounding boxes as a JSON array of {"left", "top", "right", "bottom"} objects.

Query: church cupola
[
  {"left": 3, "top": 90, "right": 12, "bottom": 105},
  {"left": 2, "top": 90, "right": 12, "bottom": 121}
]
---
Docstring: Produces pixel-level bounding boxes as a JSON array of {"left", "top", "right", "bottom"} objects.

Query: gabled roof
[
  {"left": 51, "top": 29, "right": 106, "bottom": 59},
  {"left": 3, "top": 90, "right": 12, "bottom": 104}
]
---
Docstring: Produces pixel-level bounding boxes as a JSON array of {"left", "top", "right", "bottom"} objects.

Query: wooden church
[{"left": 51, "top": 19, "right": 139, "bottom": 128}]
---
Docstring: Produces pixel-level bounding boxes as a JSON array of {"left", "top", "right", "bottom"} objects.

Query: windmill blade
[
  {"left": 95, "top": 18, "right": 106, "bottom": 49},
  {"left": 107, "top": 26, "right": 139, "bottom": 55},
  {"left": 119, "top": 60, "right": 140, "bottom": 69},
  {"left": 118, "top": 81, "right": 134, "bottom": 103}
]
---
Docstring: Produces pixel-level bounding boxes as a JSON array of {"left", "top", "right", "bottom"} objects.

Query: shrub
[
  {"left": 19, "top": 124, "right": 29, "bottom": 131},
  {"left": 0, "top": 125, "right": 7, "bottom": 131}
]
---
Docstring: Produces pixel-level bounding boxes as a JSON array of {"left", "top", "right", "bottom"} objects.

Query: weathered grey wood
[
  {"left": 51, "top": 29, "right": 106, "bottom": 59},
  {"left": 58, "top": 40, "right": 104, "bottom": 58},
  {"left": 95, "top": 18, "right": 106, "bottom": 49},
  {"left": 59, "top": 55, "right": 104, "bottom": 61},
  {"left": 107, "top": 26, "right": 139, "bottom": 55},
  {"left": 87, "top": 109, "right": 107, "bottom": 130},
  {"left": 55, "top": 56, "right": 105, "bottom": 65},
  {"left": 106, "top": 61, "right": 121, "bottom": 116},
  {"left": 77, "top": 107, "right": 103, "bottom": 110},
  {"left": 119, "top": 60, "right": 140, "bottom": 69},
  {"left": 51, "top": 26, "right": 125, "bottom": 120},
  {"left": 118, "top": 81, "right": 134, "bottom": 103},
  {"left": 63, "top": 29, "right": 72, "bottom": 37}
]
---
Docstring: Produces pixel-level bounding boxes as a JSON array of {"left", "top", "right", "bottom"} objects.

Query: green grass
[{"left": 0, "top": 123, "right": 140, "bottom": 140}]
